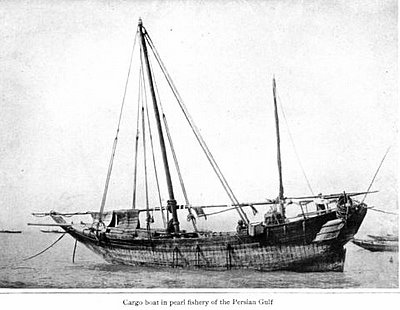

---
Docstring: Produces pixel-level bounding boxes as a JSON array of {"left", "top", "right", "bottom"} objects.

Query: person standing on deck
[{"left": 314, "top": 193, "right": 329, "bottom": 213}]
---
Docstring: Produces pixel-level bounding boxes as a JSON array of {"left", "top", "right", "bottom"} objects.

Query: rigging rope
[
  {"left": 142, "top": 56, "right": 169, "bottom": 226},
  {"left": 148, "top": 58, "right": 197, "bottom": 231},
  {"left": 205, "top": 206, "right": 242, "bottom": 217},
  {"left": 139, "top": 51, "right": 151, "bottom": 231},
  {"left": 142, "top": 104, "right": 151, "bottom": 232},
  {"left": 23, "top": 233, "right": 66, "bottom": 261},
  {"left": 99, "top": 30, "right": 139, "bottom": 221},
  {"left": 276, "top": 91, "right": 314, "bottom": 195},
  {"left": 144, "top": 91, "right": 167, "bottom": 228},
  {"left": 0, "top": 233, "right": 67, "bottom": 270},
  {"left": 132, "top": 65, "right": 143, "bottom": 209},
  {"left": 140, "top": 50, "right": 167, "bottom": 229},
  {"left": 144, "top": 30, "right": 251, "bottom": 224},
  {"left": 99, "top": 138, "right": 118, "bottom": 219},
  {"left": 163, "top": 115, "right": 198, "bottom": 231},
  {"left": 361, "top": 146, "right": 391, "bottom": 204},
  {"left": 367, "top": 207, "right": 398, "bottom": 216}
]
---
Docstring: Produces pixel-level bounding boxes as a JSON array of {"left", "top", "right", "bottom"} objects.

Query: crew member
[
  {"left": 236, "top": 219, "right": 247, "bottom": 233},
  {"left": 314, "top": 193, "right": 328, "bottom": 213}
]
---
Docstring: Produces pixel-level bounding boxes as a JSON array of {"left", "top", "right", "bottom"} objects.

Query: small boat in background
[
  {"left": 0, "top": 230, "right": 22, "bottom": 234},
  {"left": 352, "top": 238, "right": 398, "bottom": 252},
  {"left": 367, "top": 234, "right": 398, "bottom": 242},
  {"left": 40, "top": 229, "right": 64, "bottom": 234}
]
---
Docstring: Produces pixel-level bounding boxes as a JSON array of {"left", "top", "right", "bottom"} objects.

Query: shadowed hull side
[{"left": 69, "top": 229, "right": 346, "bottom": 272}]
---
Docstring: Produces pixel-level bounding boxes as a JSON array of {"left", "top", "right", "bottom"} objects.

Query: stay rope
[
  {"left": 140, "top": 54, "right": 167, "bottom": 227},
  {"left": 361, "top": 146, "right": 391, "bottom": 204},
  {"left": 276, "top": 91, "right": 314, "bottom": 195},
  {"left": 23, "top": 233, "right": 67, "bottom": 261},
  {"left": 139, "top": 50, "right": 151, "bottom": 232},
  {"left": 0, "top": 233, "right": 79, "bottom": 270},
  {"left": 132, "top": 65, "right": 143, "bottom": 209},
  {"left": 367, "top": 207, "right": 397, "bottom": 216},
  {"left": 144, "top": 30, "right": 251, "bottom": 224},
  {"left": 144, "top": 87, "right": 167, "bottom": 228},
  {"left": 99, "top": 30, "right": 139, "bottom": 220},
  {"left": 148, "top": 57, "right": 198, "bottom": 231}
]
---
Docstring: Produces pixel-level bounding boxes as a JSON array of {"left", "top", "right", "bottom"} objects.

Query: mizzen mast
[
  {"left": 138, "top": 19, "right": 180, "bottom": 233},
  {"left": 272, "top": 77, "right": 285, "bottom": 218}
]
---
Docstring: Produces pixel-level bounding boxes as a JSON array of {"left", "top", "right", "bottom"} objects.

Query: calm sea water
[{"left": 0, "top": 232, "right": 398, "bottom": 289}]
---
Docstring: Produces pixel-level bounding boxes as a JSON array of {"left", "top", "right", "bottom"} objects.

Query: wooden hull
[
  {"left": 352, "top": 239, "right": 398, "bottom": 252},
  {"left": 80, "top": 235, "right": 346, "bottom": 272},
  {"left": 52, "top": 205, "right": 367, "bottom": 272}
]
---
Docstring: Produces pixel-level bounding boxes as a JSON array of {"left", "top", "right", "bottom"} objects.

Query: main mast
[
  {"left": 138, "top": 19, "right": 180, "bottom": 233},
  {"left": 272, "top": 77, "right": 285, "bottom": 218}
]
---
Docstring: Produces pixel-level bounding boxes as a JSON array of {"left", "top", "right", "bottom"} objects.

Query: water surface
[{"left": 0, "top": 232, "right": 398, "bottom": 289}]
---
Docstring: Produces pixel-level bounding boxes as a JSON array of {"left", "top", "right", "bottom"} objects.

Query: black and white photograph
[{"left": 0, "top": 0, "right": 398, "bottom": 308}]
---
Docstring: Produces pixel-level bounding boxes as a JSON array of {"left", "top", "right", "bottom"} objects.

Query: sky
[{"left": 0, "top": 0, "right": 397, "bottom": 234}]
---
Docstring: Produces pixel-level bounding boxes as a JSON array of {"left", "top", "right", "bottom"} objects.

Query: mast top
[
  {"left": 138, "top": 18, "right": 143, "bottom": 26},
  {"left": 272, "top": 76, "right": 285, "bottom": 217}
]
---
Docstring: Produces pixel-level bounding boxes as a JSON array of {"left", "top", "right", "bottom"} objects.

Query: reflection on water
[{"left": 0, "top": 232, "right": 398, "bottom": 289}]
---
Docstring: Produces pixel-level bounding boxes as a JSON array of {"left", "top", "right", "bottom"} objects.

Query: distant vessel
[
  {"left": 352, "top": 238, "right": 398, "bottom": 252},
  {"left": 367, "top": 234, "right": 398, "bottom": 242},
  {"left": 0, "top": 230, "right": 22, "bottom": 234},
  {"left": 40, "top": 229, "right": 64, "bottom": 234},
  {"left": 31, "top": 19, "right": 370, "bottom": 272}
]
